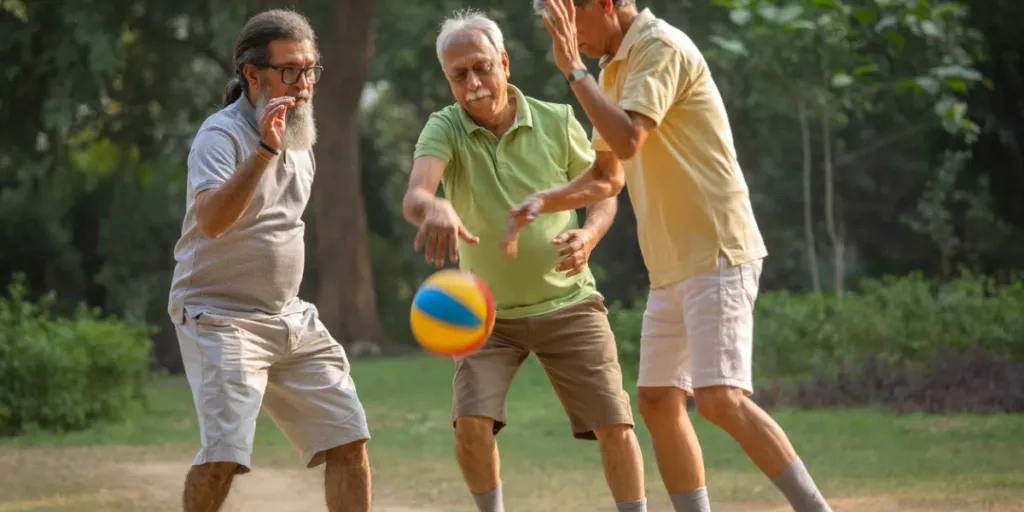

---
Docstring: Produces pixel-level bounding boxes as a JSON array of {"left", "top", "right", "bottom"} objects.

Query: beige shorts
[
  {"left": 638, "top": 256, "right": 764, "bottom": 395},
  {"left": 175, "top": 302, "right": 370, "bottom": 473},
  {"left": 453, "top": 294, "right": 634, "bottom": 440}
]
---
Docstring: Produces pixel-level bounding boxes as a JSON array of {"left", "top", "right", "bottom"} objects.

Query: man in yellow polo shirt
[
  {"left": 508, "top": 1, "right": 832, "bottom": 511},
  {"left": 402, "top": 9, "right": 648, "bottom": 512}
]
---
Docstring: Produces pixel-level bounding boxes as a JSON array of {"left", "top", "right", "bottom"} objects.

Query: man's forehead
[
  {"left": 441, "top": 30, "right": 497, "bottom": 69},
  {"left": 268, "top": 39, "right": 317, "bottom": 65}
]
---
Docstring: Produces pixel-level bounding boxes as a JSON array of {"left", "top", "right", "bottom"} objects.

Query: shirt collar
[
  {"left": 599, "top": 7, "right": 657, "bottom": 69},
  {"left": 235, "top": 93, "right": 261, "bottom": 133},
  {"left": 458, "top": 83, "right": 533, "bottom": 135}
]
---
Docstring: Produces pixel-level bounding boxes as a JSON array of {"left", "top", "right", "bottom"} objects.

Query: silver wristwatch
[{"left": 566, "top": 68, "right": 589, "bottom": 84}]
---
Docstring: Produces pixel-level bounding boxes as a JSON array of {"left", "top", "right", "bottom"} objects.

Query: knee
[
  {"left": 593, "top": 423, "right": 634, "bottom": 446},
  {"left": 190, "top": 461, "right": 239, "bottom": 481},
  {"left": 325, "top": 439, "right": 368, "bottom": 466},
  {"left": 694, "top": 386, "right": 746, "bottom": 428},
  {"left": 637, "top": 386, "right": 686, "bottom": 421},
  {"left": 455, "top": 416, "right": 495, "bottom": 451}
]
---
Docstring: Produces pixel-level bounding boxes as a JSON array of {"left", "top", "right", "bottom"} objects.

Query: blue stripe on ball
[{"left": 414, "top": 287, "right": 482, "bottom": 328}]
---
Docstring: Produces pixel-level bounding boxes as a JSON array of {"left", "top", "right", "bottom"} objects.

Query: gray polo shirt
[{"left": 168, "top": 95, "right": 314, "bottom": 324}]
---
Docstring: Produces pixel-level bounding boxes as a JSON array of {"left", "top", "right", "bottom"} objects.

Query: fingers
[
  {"left": 424, "top": 229, "right": 437, "bottom": 264},
  {"left": 259, "top": 97, "right": 295, "bottom": 120},
  {"left": 555, "top": 250, "right": 586, "bottom": 274},
  {"left": 547, "top": 0, "right": 566, "bottom": 24},
  {"left": 563, "top": 0, "right": 576, "bottom": 23},
  {"left": 503, "top": 216, "right": 523, "bottom": 247},
  {"left": 448, "top": 234, "right": 459, "bottom": 263},
  {"left": 553, "top": 231, "right": 587, "bottom": 275},
  {"left": 431, "top": 231, "right": 447, "bottom": 266},
  {"left": 458, "top": 225, "right": 480, "bottom": 245},
  {"left": 414, "top": 225, "right": 427, "bottom": 251}
]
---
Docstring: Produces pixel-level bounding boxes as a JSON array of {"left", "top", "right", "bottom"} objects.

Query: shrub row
[
  {"left": 0, "top": 275, "right": 154, "bottom": 436},
  {"left": 608, "top": 272, "right": 1024, "bottom": 413}
]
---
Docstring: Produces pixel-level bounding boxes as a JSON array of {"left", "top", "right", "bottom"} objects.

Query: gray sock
[
  {"left": 472, "top": 481, "right": 504, "bottom": 512},
  {"left": 770, "top": 458, "right": 832, "bottom": 512},
  {"left": 670, "top": 486, "right": 711, "bottom": 512},
  {"left": 616, "top": 497, "right": 647, "bottom": 512}
]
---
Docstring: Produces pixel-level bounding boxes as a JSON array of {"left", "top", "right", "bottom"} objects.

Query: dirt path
[
  {"left": 126, "top": 459, "right": 440, "bottom": 512},
  {"left": 2, "top": 445, "right": 1020, "bottom": 511},
  {"left": 0, "top": 446, "right": 440, "bottom": 512}
]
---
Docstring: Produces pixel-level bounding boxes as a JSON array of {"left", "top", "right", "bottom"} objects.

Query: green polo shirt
[{"left": 413, "top": 84, "right": 599, "bottom": 319}]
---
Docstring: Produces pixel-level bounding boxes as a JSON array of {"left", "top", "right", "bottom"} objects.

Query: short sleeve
[
  {"left": 618, "top": 38, "right": 687, "bottom": 127},
  {"left": 188, "top": 128, "right": 239, "bottom": 194},
  {"left": 566, "top": 106, "right": 596, "bottom": 180},
  {"left": 413, "top": 112, "right": 455, "bottom": 165}
]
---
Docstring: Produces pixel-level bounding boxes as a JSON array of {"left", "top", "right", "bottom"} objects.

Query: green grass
[{"left": 2, "top": 353, "right": 1024, "bottom": 511}]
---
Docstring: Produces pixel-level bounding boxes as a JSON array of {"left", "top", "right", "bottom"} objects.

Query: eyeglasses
[{"left": 263, "top": 65, "right": 323, "bottom": 85}]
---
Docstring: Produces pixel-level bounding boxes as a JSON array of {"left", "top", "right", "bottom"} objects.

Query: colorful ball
[{"left": 410, "top": 269, "right": 496, "bottom": 357}]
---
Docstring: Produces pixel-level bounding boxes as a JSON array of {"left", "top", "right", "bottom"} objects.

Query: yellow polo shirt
[{"left": 592, "top": 8, "right": 767, "bottom": 289}]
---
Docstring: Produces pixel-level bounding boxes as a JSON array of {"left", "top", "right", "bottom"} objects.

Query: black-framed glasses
[{"left": 264, "top": 65, "right": 323, "bottom": 85}]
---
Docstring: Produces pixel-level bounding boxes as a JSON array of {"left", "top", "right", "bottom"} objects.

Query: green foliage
[
  {"left": 0, "top": 275, "right": 154, "bottom": 436},
  {"left": 754, "top": 272, "right": 1024, "bottom": 380},
  {"left": 610, "top": 273, "right": 1024, "bottom": 382}
]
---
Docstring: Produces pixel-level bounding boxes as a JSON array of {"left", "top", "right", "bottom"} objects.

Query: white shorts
[
  {"left": 176, "top": 302, "right": 371, "bottom": 473},
  {"left": 638, "top": 256, "right": 764, "bottom": 395}
]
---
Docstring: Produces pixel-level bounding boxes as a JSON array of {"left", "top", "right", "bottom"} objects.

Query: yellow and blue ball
[{"left": 410, "top": 269, "right": 496, "bottom": 357}]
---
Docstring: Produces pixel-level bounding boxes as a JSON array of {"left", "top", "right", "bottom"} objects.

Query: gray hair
[
  {"left": 532, "top": 0, "right": 635, "bottom": 18},
  {"left": 435, "top": 9, "right": 506, "bottom": 64},
  {"left": 223, "top": 9, "right": 317, "bottom": 107}
]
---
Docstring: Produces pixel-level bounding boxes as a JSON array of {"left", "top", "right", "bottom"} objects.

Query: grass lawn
[{"left": 2, "top": 353, "right": 1023, "bottom": 511}]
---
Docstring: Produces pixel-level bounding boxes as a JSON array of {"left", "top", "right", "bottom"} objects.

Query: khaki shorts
[
  {"left": 176, "top": 302, "right": 371, "bottom": 474},
  {"left": 639, "top": 255, "right": 764, "bottom": 395},
  {"left": 452, "top": 294, "right": 633, "bottom": 440}
]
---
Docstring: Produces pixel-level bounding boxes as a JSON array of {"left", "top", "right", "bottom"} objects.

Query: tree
[
  {"left": 310, "top": 0, "right": 384, "bottom": 348},
  {"left": 711, "top": 0, "right": 985, "bottom": 294}
]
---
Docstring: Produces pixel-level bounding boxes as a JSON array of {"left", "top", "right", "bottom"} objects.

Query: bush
[
  {"left": 608, "top": 272, "right": 1024, "bottom": 412},
  {"left": 0, "top": 274, "right": 154, "bottom": 436},
  {"left": 776, "top": 349, "right": 1024, "bottom": 413},
  {"left": 753, "top": 272, "right": 1024, "bottom": 381}
]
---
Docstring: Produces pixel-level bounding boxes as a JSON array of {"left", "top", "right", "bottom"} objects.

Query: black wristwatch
[{"left": 566, "top": 68, "right": 589, "bottom": 85}]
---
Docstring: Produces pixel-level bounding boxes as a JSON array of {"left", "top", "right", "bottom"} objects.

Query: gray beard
[{"left": 255, "top": 88, "right": 317, "bottom": 150}]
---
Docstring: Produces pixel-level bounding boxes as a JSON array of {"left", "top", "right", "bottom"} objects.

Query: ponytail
[{"left": 222, "top": 77, "right": 245, "bottom": 107}]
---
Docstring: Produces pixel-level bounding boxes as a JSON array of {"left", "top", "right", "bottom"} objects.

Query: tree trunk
[
  {"left": 798, "top": 97, "right": 821, "bottom": 293},
  {"left": 312, "top": 0, "right": 382, "bottom": 348},
  {"left": 820, "top": 103, "right": 844, "bottom": 296}
]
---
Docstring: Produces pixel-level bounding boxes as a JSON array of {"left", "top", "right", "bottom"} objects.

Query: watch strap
[{"left": 566, "top": 68, "right": 589, "bottom": 84}]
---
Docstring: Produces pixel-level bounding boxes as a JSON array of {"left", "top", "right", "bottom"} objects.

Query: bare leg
[
  {"left": 637, "top": 387, "right": 705, "bottom": 494},
  {"left": 324, "top": 439, "right": 372, "bottom": 512},
  {"left": 693, "top": 386, "right": 796, "bottom": 475},
  {"left": 593, "top": 424, "right": 646, "bottom": 504},
  {"left": 182, "top": 462, "right": 237, "bottom": 512},
  {"left": 455, "top": 416, "right": 504, "bottom": 511},
  {"left": 694, "top": 386, "right": 830, "bottom": 511}
]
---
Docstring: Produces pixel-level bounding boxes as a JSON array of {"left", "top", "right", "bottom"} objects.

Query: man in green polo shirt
[{"left": 401, "top": 9, "right": 646, "bottom": 512}]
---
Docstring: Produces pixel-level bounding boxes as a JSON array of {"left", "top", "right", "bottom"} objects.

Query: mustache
[{"left": 466, "top": 88, "right": 492, "bottom": 101}]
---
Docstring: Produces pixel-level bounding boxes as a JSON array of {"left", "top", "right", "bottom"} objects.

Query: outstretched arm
[
  {"left": 539, "top": 150, "right": 624, "bottom": 214},
  {"left": 504, "top": 151, "right": 623, "bottom": 255},
  {"left": 402, "top": 155, "right": 479, "bottom": 266}
]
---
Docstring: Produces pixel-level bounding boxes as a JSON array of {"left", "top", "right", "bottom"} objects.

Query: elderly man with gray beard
[{"left": 166, "top": 9, "right": 372, "bottom": 512}]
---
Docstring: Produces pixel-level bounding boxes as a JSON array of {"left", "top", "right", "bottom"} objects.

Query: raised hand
[
  {"left": 258, "top": 96, "right": 295, "bottom": 151},
  {"left": 415, "top": 200, "right": 479, "bottom": 267},
  {"left": 539, "top": 0, "right": 585, "bottom": 77}
]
